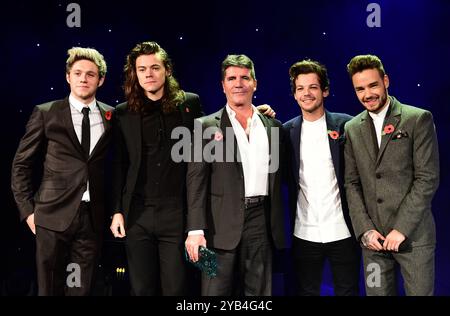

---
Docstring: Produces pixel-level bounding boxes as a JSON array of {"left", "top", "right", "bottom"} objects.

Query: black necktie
[{"left": 81, "top": 107, "right": 90, "bottom": 159}]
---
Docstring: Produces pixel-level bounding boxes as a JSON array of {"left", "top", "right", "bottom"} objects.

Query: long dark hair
[{"left": 123, "top": 41, "right": 184, "bottom": 113}]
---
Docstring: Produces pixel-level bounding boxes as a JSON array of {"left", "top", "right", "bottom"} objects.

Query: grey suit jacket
[
  {"left": 344, "top": 96, "right": 439, "bottom": 246},
  {"left": 186, "top": 107, "right": 286, "bottom": 250}
]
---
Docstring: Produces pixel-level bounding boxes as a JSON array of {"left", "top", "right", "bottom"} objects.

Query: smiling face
[
  {"left": 135, "top": 53, "right": 169, "bottom": 100},
  {"left": 351, "top": 68, "right": 389, "bottom": 113},
  {"left": 222, "top": 66, "right": 257, "bottom": 109},
  {"left": 66, "top": 59, "right": 104, "bottom": 104},
  {"left": 294, "top": 72, "right": 328, "bottom": 119}
]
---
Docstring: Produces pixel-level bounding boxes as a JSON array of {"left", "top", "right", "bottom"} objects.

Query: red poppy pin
[
  {"left": 327, "top": 130, "right": 339, "bottom": 140},
  {"left": 214, "top": 131, "right": 223, "bottom": 141},
  {"left": 382, "top": 124, "right": 394, "bottom": 135},
  {"left": 105, "top": 111, "right": 112, "bottom": 121}
]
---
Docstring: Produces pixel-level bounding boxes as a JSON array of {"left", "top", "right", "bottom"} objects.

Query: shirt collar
[
  {"left": 226, "top": 104, "right": 257, "bottom": 120},
  {"left": 69, "top": 94, "right": 97, "bottom": 113},
  {"left": 302, "top": 112, "right": 326, "bottom": 126},
  {"left": 368, "top": 98, "right": 390, "bottom": 121}
]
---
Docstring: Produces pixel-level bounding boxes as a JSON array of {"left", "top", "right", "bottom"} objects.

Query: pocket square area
[{"left": 393, "top": 130, "right": 409, "bottom": 139}]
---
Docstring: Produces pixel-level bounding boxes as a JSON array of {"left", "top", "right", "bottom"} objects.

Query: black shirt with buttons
[{"left": 134, "top": 98, "right": 184, "bottom": 200}]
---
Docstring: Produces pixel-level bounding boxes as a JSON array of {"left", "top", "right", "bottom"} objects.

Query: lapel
[
  {"left": 376, "top": 97, "right": 402, "bottom": 165},
  {"left": 61, "top": 98, "right": 85, "bottom": 159},
  {"left": 358, "top": 111, "right": 378, "bottom": 163},
  {"left": 219, "top": 108, "right": 243, "bottom": 177},
  {"left": 89, "top": 101, "right": 112, "bottom": 159},
  {"left": 124, "top": 110, "right": 142, "bottom": 162},
  {"left": 178, "top": 101, "right": 195, "bottom": 130},
  {"left": 325, "top": 111, "right": 341, "bottom": 180},
  {"left": 291, "top": 116, "right": 302, "bottom": 185}
]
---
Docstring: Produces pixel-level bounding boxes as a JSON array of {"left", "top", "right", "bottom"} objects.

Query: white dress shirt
[
  {"left": 368, "top": 99, "right": 390, "bottom": 147},
  {"left": 188, "top": 105, "right": 269, "bottom": 236},
  {"left": 69, "top": 94, "right": 105, "bottom": 202},
  {"left": 294, "top": 114, "right": 350, "bottom": 243},
  {"left": 226, "top": 104, "right": 269, "bottom": 197}
]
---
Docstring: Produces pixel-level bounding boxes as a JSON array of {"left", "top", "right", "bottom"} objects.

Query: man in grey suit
[
  {"left": 184, "top": 54, "right": 286, "bottom": 296},
  {"left": 344, "top": 54, "right": 440, "bottom": 295}
]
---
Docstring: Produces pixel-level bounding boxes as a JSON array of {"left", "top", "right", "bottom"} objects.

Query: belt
[{"left": 244, "top": 195, "right": 266, "bottom": 208}]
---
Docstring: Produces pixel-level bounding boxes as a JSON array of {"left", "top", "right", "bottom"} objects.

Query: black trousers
[
  {"left": 125, "top": 198, "right": 188, "bottom": 296},
  {"left": 202, "top": 202, "right": 272, "bottom": 296},
  {"left": 35, "top": 202, "right": 100, "bottom": 296},
  {"left": 292, "top": 236, "right": 360, "bottom": 296}
]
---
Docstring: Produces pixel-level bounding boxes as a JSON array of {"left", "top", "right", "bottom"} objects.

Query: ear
[
  {"left": 383, "top": 74, "right": 389, "bottom": 89},
  {"left": 222, "top": 81, "right": 226, "bottom": 94},
  {"left": 66, "top": 73, "right": 70, "bottom": 84},
  {"left": 98, "top": 76, "right": 105, "bottom": 88},
  {"left": 253, "top": 79, "right": 257, "bottom": 91},
  {"left": 323, "top": 88, "right": 330, "bottom": 98}
]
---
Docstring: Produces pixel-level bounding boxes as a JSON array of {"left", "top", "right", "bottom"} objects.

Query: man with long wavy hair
[{"left": 110, "top": 41, "right": 203, "bottom": 295}]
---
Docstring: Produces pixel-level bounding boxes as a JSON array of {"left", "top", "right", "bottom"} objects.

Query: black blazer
[
  {"left": 282, "top": 111, "right": 354, "bottom": 236},
  {"left": 111, "top": 92, "right": 203, "bottom": 223},
  {"left": 186, "top": 107, "right": 287, "bottom": 250},
  {"left": 11, "top": 98, "right": 114, "bottom": 232}
]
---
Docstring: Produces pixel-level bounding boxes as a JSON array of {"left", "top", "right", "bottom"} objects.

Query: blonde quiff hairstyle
[{"left": 65, "top": 47, "right": 107, "bottom": 78}]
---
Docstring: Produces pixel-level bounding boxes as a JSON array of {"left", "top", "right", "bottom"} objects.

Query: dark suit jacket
[
  {"left": 283, "top": 111, "right": 354, "bottom": 236},
  {"left": 344, "top": 96, "right": 440, "bottom": 246},
  {"left": 186, "top": 107, "right": 286, "bottom": 250},
  {"left": 111, "top": 92, "right": 203, "bottom": 224},
  {"left": 11, "top": 98, "right": 114, "bottom": 232}
]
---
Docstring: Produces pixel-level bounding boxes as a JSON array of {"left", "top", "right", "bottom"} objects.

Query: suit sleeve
[
  {"left": 111, "top": 113, "right": 130, "bottom": 213},
  {"left": 186, "top": 119, "right": 209, "bottom": 231},
  {"left": 344, "top": 124, "right": 376, "bottom": 240},
  {"left": 11, "top": 106, "right": 45, "bottom": 221},
  {"left": 393, "top": 111, "right": 440, "bottom": 237}
]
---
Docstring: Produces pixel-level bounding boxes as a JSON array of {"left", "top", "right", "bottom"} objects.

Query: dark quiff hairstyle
[
  {"left": 346, "top": 54, "right": 386, "bottom": 78},
  {"left": 289, "top": 59, "right": 329, "bottom": 94},
  {"left": 123, "top": 41, "right": 184, "bottom": 113}
]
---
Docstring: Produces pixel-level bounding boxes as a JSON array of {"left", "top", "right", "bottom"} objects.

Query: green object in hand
[{"left": 185, "top": 246, "right": 218, "bottom": 278}]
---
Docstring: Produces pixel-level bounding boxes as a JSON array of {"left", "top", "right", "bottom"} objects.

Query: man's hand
[
  {"left": 26, "top": 213, "right": 36, "bottom": 235},
  {"left": 383, "top": 229, "right": 406, "bottom": 252},
  {"left": 256, "top": 104, "right": 276, "bottom": 118},
  {"left": 185, "top": 235, "right": 207, "bottom": 262},
  {"left": 361, "top": 229, "right": 385, "bottom": 251},
  {"left": 110, "top": 213, "right": 126, "bottom": 238}
]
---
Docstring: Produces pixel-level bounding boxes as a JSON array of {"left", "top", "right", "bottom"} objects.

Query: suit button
[
  {"left": 376, "top": 173, "right": 381, "bottom": 179},
  {"left": 377, "top": 198, "right": 383, "bottom": 204}
]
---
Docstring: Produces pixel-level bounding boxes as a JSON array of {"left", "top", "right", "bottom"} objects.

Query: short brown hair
[
  {"left": 347, "top": 54, "right": 386, "bottom": 78},
  {"left": 221, "top": 54, "right": 256, "bottom": 80},
  {"left": 289, "top": 59, "right": 329, "bottom": 94}
]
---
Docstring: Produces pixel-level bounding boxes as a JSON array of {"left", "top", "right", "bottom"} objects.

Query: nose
[{"left": 79, "top": 73, "right": 88, "bottom": 82}]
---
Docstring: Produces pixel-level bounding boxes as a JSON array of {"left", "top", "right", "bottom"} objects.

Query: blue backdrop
[{"left": 1, "top": 0, "right": 448, "bottom": 295}]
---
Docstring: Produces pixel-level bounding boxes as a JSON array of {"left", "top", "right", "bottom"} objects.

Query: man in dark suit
[
  {"left": 283, "top": 59, "right": 360, "bottom": 296},
  {"left": 11, "top": 47, "right": 113, "bottom": 295},
  {"left": 110, "top": 43, "right": 276, "bottom": 296},
  {"left": 110, "top": 41, "right": 203, "bottom": 296},
  {"left": 184, "top": 54, "right": 286, "bottom": 296},
  {"left": 344, "top": 54, "right": 440, "bottom": 295}
]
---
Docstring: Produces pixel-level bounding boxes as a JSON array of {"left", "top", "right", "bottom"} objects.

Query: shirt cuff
[{"left": 188, "top": 230, "right": 204, "bottom": 236}]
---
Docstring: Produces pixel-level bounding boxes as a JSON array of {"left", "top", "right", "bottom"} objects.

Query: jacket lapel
[
  {"left": 61, "top": 98, "right": 85, "bottom": 159},
  {"left": 359, "top": 111, "right": 378, "bottom": 163},
  {"left": 220, "top": 108, "right": 243, "bottom": 177},
  {"left": 376, "top": 98, "right": 401, "bottom": 165},
  {"left": 89, "top": 101, "right": 112, "bottom": 159},
  {"left": 326, "top": 111, "right": 340, "bottom": 180},
  {"left": 291, "top": 116, "right": 302, "bottom": 186}
]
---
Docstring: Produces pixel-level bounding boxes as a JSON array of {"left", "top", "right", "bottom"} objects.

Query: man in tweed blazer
[{"left": 344, "top": 55, "right": 439, "bottom": 295}]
